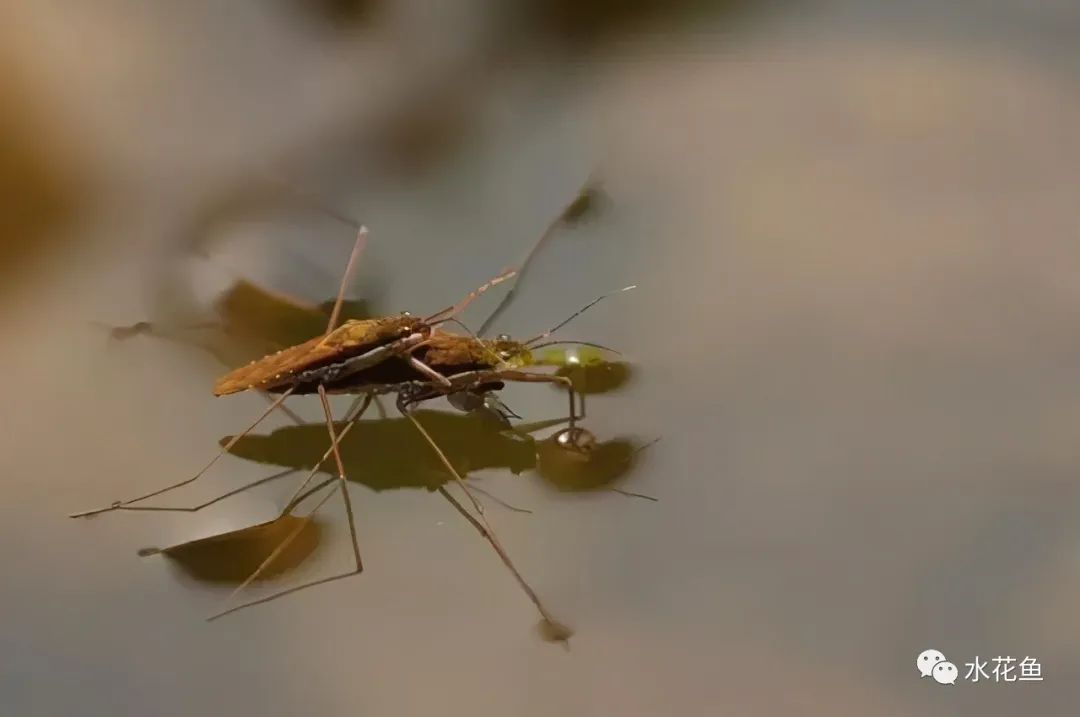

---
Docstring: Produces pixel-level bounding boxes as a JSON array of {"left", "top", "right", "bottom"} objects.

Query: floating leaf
[
  {"left": 216, "top": 279, "right": 376, "bottom": 351},
  {"left": 140, "top": 514, "right": 321, "bottom": 584}
]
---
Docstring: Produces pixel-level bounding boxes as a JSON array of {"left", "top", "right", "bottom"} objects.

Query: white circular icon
[
  {"left": 932, "top": 661, "right": 958, "bottom": 685},
  {"left": 917, "top": 649, "right": 946, "bottom": 677}
]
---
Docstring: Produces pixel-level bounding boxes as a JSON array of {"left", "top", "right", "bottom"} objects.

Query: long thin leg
[
  {"left": 259, "top": 389, "right": 304, "bottom": 426},
  {"left": 209, "top": 564, "right": 365, "bottom": 621},
  {"left": 284, "top": 476, "right": 337, "bottom": 515},
  {"left": 606, "top": 436, "right": 663, "bottom": 502},
  {"left": 446, "top": 370, "right": 580, "bottom": 430},
  {"left": 436, "top": 485, "right": 569, "bottom": 639},
  {"left": 69, "top": 387, "right": 296, "bottom": 518},
  {"left": 277, "top": 394, "right": 371, "bottom": 519},
  {"left": 372, "top": 394, "right": 388, "bottom": 419},
  {"left": 262, "top": 173, "right": 363, "bottom": 231},
  {"left": 207, "top": 481, "right": 347, "bottom": 621},
  {"left": 97, "top": 395, "right": 373, "bottom": 515},
  {"left": 401, "top": 370, "right": 581, "bottom": 431},
  {"left": 499, "top": 372, "right": 579, "bottom": 428},
  {"left": 326, "top": 226, "right": 368, "bottom": 333},
  {"left": 407, "top": 356, "right": 452, "bottom": 387},
  {"left": 400, "top": 405, "right": 486, "bottom": 518},
  {"left": 400, "top": 403, "right": 566, "bottom": 635},
  {"left": 292, "top": 333, "right": 426, "bottom": 386},
  {"left": 424, "top": 267, "right": 517, "bottom": 324},
  {"left": 467, "top": 482, "right": 533, "bottom": 514},
  {"left": 103, "top": 468, "right": 299, "bottom": 513},
  {"left": 610, "top": 488, "right": 659, "bottom": 501},
  {"left": 317, "top": 385, "right": 363, "bottom": 573},
  {"left": 207, "top": 386, "right": 366, "bottom": 621}
]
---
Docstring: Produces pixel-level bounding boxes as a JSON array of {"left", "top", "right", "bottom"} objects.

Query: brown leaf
[{"left": 140, "top": 514, "right": 321, "bottom": 584}]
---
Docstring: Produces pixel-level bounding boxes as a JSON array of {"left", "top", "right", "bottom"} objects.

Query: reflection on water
[
  {"left": 223, "top": 408, "right": 651, "bottom": 495},
  {"left": 136, "top": 404, "right": 652, "bottom": 592},
  {"left": 535, "top": 344, "right": 634, "bottom": 395},
  {"left": 554, "top": 360, "right": 632, "bottom": 395},
  {"left": 535, "top": 432, "right": 654, "bottom": 493}
]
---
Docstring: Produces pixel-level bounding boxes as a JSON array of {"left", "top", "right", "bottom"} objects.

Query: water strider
[{"left": 72, "top": 182, "right": 638, "bottom": 641}]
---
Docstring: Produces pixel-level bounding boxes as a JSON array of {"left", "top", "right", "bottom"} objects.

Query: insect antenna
[
  {"left": 525, "top": 285, "right": 637, "bottom": 346},
  {"left": 527, "top": 340, "right": 621, "bottom": 355}
]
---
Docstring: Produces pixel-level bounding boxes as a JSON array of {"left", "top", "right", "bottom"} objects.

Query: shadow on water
[
  {"left": 222, "top": 408, "right": 651, "bottom": 495},
  {"left": 145, "top": 407, "right": 653, "bottom": 587}
]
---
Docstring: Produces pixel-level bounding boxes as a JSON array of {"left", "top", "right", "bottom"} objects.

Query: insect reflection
[{"left": 146, "top": 409, "right": 653, "bottom": 587}]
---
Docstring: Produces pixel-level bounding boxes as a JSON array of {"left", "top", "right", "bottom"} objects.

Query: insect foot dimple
[
  {"left": 448, "top": 391, "right": 483, "bottom": 413},
  {"left": 554, "top": 427, "right": 597, "bottom": 454},
  {"left": 536, "top": 618, "right": 574, "bottom": 645},
  {"left": 137, "top": 547, "right": 162, "bottom": 557},
  {"left": 110, "top": 500, "right": 122, "bottom": 508}
]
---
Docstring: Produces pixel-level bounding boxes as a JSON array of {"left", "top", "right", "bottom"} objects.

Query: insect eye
[{"left": 498, "top": 350, "right": 512, "bottom": 359}]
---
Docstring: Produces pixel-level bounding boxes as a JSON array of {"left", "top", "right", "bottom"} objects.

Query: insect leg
[
  {"left": 105, "top": 468, "right": 299, "bottom": 513},
  {"left": 406, "top": 356, "right": 452, "bottom": 388},
  {"left": 397, "top": 398, "right": 568, "bottom": 637},
  {"left": 259, "top": 389, "right": 305, "bottom": 425},
  {"left": 372, "top": 394, "right": 388, "bottom": 419},
  {"left": 423, "top": 267, "right": 517, "bottom": 324},
  {"left": 207, "top": 480, "right": 354, "bottom": 621},
  {"left": 444, "top": 370, "right": 581, "bottom": 430},
  {"left": 500, "top": 371, "right": 580, "bottom": 427},
  {"left": 277, "top": 394, "right": 372, "bottom": 519},
  {"left": 69, "top": 387, "right": 297, "bottom": 518},
  {"left": 317, "top": 385, "right": 364, "bottom": 574},
  {"left": 466, "top": 482, "right": 533, "bottom": 514},
  {"left": 291, "top": 333, "right": 426, "bottom": 386},
  {"left": 207, "top": 387, "right": 366, "bottom": 621},
  {"left": 434, "top": 484, "right": 570, "bottom": 640},
  {"left": 325, "top": 226, "right": 368, "bottom": 333}
]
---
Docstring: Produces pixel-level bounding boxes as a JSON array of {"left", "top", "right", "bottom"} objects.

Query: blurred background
[{"left": 2, "top": 1, "right": 1080, "bottom": 715}]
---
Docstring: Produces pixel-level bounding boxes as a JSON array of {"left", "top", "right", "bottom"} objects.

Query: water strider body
[{"left": 215, "top": 322, "right": 537, "bottom": 398}]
